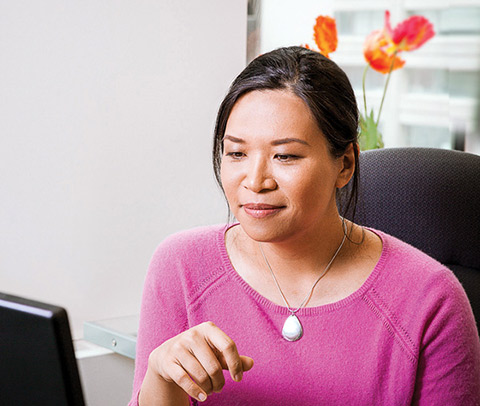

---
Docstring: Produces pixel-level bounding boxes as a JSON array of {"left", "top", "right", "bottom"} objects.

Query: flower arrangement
[{"left": 304, "top": 12, "right": 435, "bottom": 150}]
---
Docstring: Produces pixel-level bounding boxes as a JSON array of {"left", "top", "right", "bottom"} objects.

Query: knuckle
[
  {"left": 204, "top": 361, "right": 222, "bottom": 376},
  {"left": 222, "top": 338, "right": 237, "bottom": 353},
  {"left": 185, "top": 325, "right": 206, "bottom": 342},
  {"left": 170, "top": 340, "right": 184, "bottom": 353},
  {"left": 188, "top": 329, "right": 201, "bottom": 341},
  {"left": 196, "top": 371, "right": 211, "bottom": 387},
  {"left": 171, "top": 369, "right": 188, "bottom": 385},
  {"left": 230, "top": 359, "right": 242, "bottom": 371},
  {"left": 177, "top": 373, "right": 197, "bottom": 393},
  {"left": 183, "top": 380, "right": 199, "bottom": 396}
]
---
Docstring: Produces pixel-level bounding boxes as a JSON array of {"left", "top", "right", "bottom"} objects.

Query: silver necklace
[{"left": 259, "top": 220, "right": 348, "bottom": 342}]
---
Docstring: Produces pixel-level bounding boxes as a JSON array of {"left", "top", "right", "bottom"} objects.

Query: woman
[{"left": 130, "top": 47, "right": 480, "bottom": 405}]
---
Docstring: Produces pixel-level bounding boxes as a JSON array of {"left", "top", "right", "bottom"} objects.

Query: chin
[{"left": 238, "top": 218, "right": 294, "bottom": 243}]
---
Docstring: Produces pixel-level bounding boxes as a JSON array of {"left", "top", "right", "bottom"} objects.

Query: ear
[{"left": 335, "top": 142, "right": 357, "bottom": 189}]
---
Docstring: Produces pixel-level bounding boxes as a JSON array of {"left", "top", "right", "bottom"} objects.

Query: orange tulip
[
  {"left": 313, "top": 16, "right": 338, "bottom": 58},
  {"left": 363, "top": 29, "right": 405, "bottom": 74}
]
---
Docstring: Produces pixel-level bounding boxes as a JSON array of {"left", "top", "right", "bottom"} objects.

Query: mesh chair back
[{"left": 343, "top": 147, "right": 480, "bottom": 329}]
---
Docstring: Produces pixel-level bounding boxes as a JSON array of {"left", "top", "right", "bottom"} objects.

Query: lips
[{"left": 242, "top": 203, "right": 285, "bottom": 219}]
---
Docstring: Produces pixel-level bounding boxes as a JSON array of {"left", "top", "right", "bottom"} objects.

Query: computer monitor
[{"left": 0, "top": 292, "right": 86, "bottom": 406}]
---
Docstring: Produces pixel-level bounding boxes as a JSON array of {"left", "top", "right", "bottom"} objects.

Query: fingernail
[
  {"left": 198, "top": 393, "right": 207, "bottom": 402},
  {"left": 235, "top": 372, "right": 242, "bottom": 382}
]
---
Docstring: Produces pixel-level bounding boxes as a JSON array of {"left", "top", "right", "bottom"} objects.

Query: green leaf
[{"left": 359, "top": 110, "right": 384, "bottom": 151}]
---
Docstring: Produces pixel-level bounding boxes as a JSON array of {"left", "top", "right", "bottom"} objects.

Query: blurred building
[{"left": 249, "top": 0, "right": 480, "bottom": 154}]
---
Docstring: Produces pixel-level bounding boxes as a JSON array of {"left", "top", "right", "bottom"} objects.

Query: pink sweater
[{"left": 129, "top": 224, "right": 480, "bottom": 405}]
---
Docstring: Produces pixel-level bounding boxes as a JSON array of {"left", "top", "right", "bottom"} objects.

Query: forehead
[{"left": 225, "top": 90, "right": 322, "bottom": 140}]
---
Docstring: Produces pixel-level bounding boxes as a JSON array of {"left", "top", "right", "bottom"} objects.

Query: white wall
[{"left": 0, "top": 0, "right": 247, "bottom": 338}]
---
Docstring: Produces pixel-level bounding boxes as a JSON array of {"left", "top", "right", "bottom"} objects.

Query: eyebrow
[
  {"left": 271, "top": 137, "right": 310, "bottom": 146},
  {"left": 222, "top": 135, "right": 245, "bottom": 144},
  {"left": 223, "top": 135, "right": 310, "bottom": 146}
]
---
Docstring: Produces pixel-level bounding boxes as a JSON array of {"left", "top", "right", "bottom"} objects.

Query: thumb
[{"left": 240, "top": 355, "right": 254, "bottom": 372}]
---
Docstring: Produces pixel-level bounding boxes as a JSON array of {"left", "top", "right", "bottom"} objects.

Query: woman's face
[{"left": 220, "top": 90, "right": 353, "bottom": 243}]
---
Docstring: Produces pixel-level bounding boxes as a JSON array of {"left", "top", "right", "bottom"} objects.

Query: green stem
[
  {"left": 376, "top": 51, "right": 397, "bottom": 127},
  {"left": 362, "top": 64, "right": 369, "bottom": 118}
]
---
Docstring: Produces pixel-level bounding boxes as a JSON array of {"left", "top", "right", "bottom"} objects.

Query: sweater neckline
[{"left": 216, "top": 223, "right": 388, "bottom": 316}]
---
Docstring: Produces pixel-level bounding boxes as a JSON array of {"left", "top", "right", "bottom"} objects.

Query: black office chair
[{"left": 343, "top": 147, "right": 480, "bottom": 331}]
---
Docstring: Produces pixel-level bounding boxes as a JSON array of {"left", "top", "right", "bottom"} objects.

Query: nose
[{"left": 243, "top": 155, "right": 277, "bottom": 192}]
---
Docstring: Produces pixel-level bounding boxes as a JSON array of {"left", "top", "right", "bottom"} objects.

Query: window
[{"left": 251, "top": 0, "right": 480, "bottom": 152}]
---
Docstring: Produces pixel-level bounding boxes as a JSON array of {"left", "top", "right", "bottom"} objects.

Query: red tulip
[
  {"left": 313, "top": 16, "right": 338, "bottom": 58},
  {"left": 364, "top": 10, "right": 434, "bottom": 74},
  {"left": 384, "top": 10, "right": 435, "bottom": 52}
]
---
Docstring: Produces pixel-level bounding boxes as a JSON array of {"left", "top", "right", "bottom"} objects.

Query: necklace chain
[{"left": 259, "top": 219, "right": 348, "bottom": 315}]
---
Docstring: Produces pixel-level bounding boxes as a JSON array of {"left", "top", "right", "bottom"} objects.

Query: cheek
[{"left": 285, "top": 165, "right": 337, "bottom": 204}]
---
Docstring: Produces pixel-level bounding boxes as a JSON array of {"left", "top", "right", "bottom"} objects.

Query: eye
[
  {"left": 275, "top": 154, "right": 299, "bottom": 162},
  {"left": 225, "top": 151, "right": 245, "bottom": 159}
]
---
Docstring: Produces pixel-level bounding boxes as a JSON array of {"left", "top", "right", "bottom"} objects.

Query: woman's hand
[{"left": 144, "top": 321, "right": 254, "bottom": 403}]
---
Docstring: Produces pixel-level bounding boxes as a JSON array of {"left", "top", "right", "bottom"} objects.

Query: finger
[
  {"left": 240, "top": 355, "right": 254, "bottom": 372},
  {"left": 191, "top": 341, "right": 226, "bottom": 393},
  {"left": 177, "top": 348, "right": 214, "bottom": 395},
  {"left": 202, "top": 322, "right": 244, "bottom": 382},
  {"left": 215, "top": 355, "right": 254, "bottom": 382},
  {"left": 168, "top": 362, "right": 208, "bottom": 403}
]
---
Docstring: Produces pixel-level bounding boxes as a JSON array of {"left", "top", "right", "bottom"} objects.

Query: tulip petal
[
  {"left": 313, "top": 16, "right": 338, "bottom": 58},
  {"left": 391, "top": 15, "right": 435, "bottom": 51},
  {"left": 384, "top": 10, "right": 394, "bottom": 40}
]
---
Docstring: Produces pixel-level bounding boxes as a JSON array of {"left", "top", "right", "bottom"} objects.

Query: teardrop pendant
[{"left": 282, "top": 314, "right": 303, "bottom": 341}]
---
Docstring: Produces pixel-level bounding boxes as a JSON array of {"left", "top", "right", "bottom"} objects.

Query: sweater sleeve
[
  {"left": 412, "top": 269, "right": 480, "bottom": 405},
  {"left": 128, "top": 236, "right": 191, "bottom": 406}
]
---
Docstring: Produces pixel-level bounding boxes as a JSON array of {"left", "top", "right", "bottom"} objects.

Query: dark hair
[{"left": 212, "top": 46, "right": 360, "bottom": 220}]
